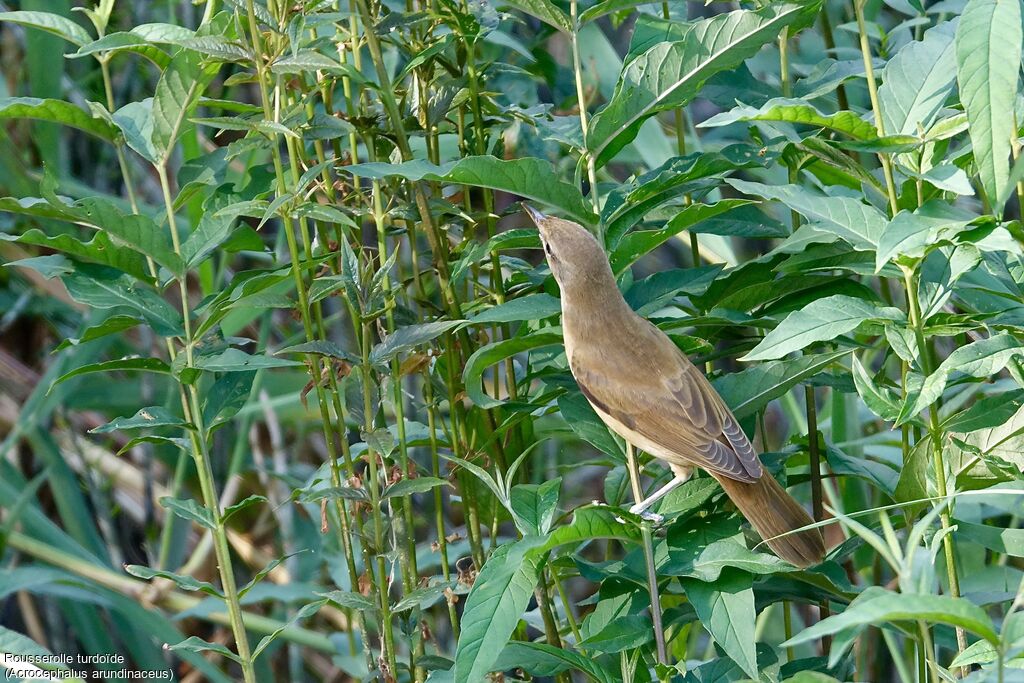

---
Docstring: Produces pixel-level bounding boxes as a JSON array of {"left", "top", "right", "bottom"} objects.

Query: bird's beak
[{"left": 522, "top": 202, "right": 547, "bottom": 227}]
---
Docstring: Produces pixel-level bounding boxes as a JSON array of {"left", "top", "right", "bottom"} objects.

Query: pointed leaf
[
  {"left": 343, "top": 156, "right": 595, "bottom": 225},
  {"left": 742, "top": 295, "right": 904, "bottom": 361},
  {"left": 588, "top": 2, "right": 819, "bottom": 165},
  {"left": 956, "top": 0, "right": 1021, "bottom": 209},
  {"left": 0, "top": 97, "right": 117, "bottom": 141}
]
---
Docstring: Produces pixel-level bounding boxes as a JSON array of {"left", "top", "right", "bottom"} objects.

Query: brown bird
[{"left": 526, "top": 204, "right": 825, "bottom": 568}]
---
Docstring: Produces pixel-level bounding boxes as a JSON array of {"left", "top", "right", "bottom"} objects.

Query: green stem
[
  {"left": 853, "top": 0, "right": 899, "bottom": 216},
  {"left": 625, "top": 444, "right": 668, "bottom": 666},
  {"left": 570, "top": 0, "right": 602, "bottom": 235},
  {"left": 156, "top": 164, "right": 255, "bottom": 683},
  {"left": 903, "top": 268, "right": 967, "bottom": 669}
]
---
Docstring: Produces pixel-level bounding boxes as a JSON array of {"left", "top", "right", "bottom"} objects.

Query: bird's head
[{"left": 523, "top": 204, "right": 611, "bottom": 293}]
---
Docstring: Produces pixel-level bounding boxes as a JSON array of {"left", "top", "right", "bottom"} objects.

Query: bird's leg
[{"left": 628, "top": 466, "right": 692, "bottom": 522}]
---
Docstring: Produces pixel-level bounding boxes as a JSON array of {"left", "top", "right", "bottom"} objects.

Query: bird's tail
[{"left": 714, "top": 472, "right": 825, "bottom": 568}]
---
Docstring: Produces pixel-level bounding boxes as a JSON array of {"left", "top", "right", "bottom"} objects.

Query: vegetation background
[{"left": 1, "top": 0, "right": 1023, "bottom": 680}]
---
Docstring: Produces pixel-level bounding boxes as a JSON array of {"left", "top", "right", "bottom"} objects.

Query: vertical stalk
[
  {"left": 624, "top": 444, "right": 668, "bottom": 666},
  {"left": 570, "top": 0, "right": 602, "bottom": 234},
  {"left": 818, "top": 0, "right": 850, "bottom": 111},
  {"left": 661, "top": 1, "right": 699, "bottom": 265},
  {"left": 156, "top": 164, "right": 256, "bottom": 683},
  {"left": 1011, "top": 114, "right": 1024, "bottom": 218},
  {"left": 853, "top": 0, "right": 899, "bottom": 216},
  {"left": 903, "top": 268, "right": 967, "bottom": 669},
  {"left": 240, "top": 0, "right": 376, "bottom": 670}
]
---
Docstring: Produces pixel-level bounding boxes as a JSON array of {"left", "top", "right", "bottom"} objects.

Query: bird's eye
[{"left": 544, "top": 243, "right": 553, "bottom": 257}]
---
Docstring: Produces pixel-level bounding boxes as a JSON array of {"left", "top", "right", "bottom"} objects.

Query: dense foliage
[{"left": 2, "top": 0, "right": 1024, "bottom": 680}]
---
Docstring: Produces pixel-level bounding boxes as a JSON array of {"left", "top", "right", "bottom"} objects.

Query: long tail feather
[{"left": 714, "top": 472, "right": 825, "bottom": 568}]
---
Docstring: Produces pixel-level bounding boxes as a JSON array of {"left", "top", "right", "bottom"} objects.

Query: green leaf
[
  {"left": 117, "top": 435, "right": 190, "bottom": 455},
  {"left": 954, "top": 519, "right": 1024, "bottom": 557},
  {"left": 55, "top": 316, "right": 141, "bottom": 350},
  {"left": 453, "top": 536, "right": 547, "bottom": 683},
  {"left": 681, "top": 569, "right": 758, "bottom": 680},
  {"left": 0, "top": 216, "right": 153, "bottom": 281},
  {"left": 609, "top": 200, "right": 752, "bottom": 274},
  {"left": 700, "top": 98, "right": 880, "bottom": 141},
  {"left": 625, "top": 265, "right": 722, "bottom": 315},
  {"left": 0, "top": 10, "right": 92, "bottom": 46},
  {"left": 467, "top": 294, "right": 561, "bottom": 325},
  {"left": 943, "top": 389, "right": 1024, "bottom": 433},
  {"left": 343, "top": 156, "right": 595, "bottom": 225},
  {"left": 656, "top": 477, "right": 720, "bottom": 518},
  {"left": 497, "top": 0, "right": 570, "bottom": 31},
  {"left": 71, "top": 196, "right": 183, "bottom": 276},
  {"left": 61, "top": 264, "right": 183, "bottom": 337},
  {"left": 462, "top": 331, "right": 564, "bottom": 409},
  {"left": 956, "top": 0, "right": 1021, "bottom": 210},
  {"left": 269, "top": 50, "right": 347, "bottom": 74},
  {"left": 783, "top": 589, "right": 999, "bottom": 646},
  {"left": 382, "top": 477, "right": 450, "bottom": 500},
  {"left": 202, "top": 371, "right": 255, "bottom": 427},
  {"left": 897, "top": 333, "right": 1024, "bottom": 425},
  {"left": 742, "top": 295, "right": 904, "bottom": 361},
  {"left": 125, "top": 564, "right": 222, "bottom": 597},
  {"left": 851, "top": 354, "right": 902, "bottom": 422},
  {"left": 152, "top": 51, "right": 208, "bottom": 162},
  {"left": 713, "top": 350, "right": 850, "bottom": 419},
  {"left": 72, "top": 32, "right": 172, "bottom": 68},
  {"left": 277, "top": 340, "right": 359, "bottom": 363},
  {"left": 166, "top": 636, "right": 241, "bottom": 663},
  {"left": 222, "top": 495, "right": 268, "bottom": 523},
  {"left": 588, "top": 2, "right": 819, "bottom": 165},
  {"left": 192, "top": 348, "right": 304, "bottom": 373},
  {"left": 89, "top": 406, "right": 189, "bottom": 433},
  {"left": 0, "top": 97, "right": 117, "bottom": 141},
  {"left": 875, "top": 201, "right": 973, "bottom": 270},
  {"left": 371, "top": 320, "right": 466, "bottom": 365},
  {"left": 540, "top": 506, "right": 642, "bottom": 554},
  {"left": 320, "top": 590, "right": 377, "bottom": 612},
  {"left": 363, "top": 428, "right": 396, "bottom": 458},
  {"left": 579, "top": 614, "right": 652, "bottom": 653},
  {"left": 52, "top": 357, "right": 170, "bottom": 388},
  {"left": 727, "top": 179, "right": 888, "bottom": 250},
  {"left": 510, "top": 478, "right": 561, "bottom": 536},
  {"left": 180, "top": 212, "right": 237, "bottom": 269},
  {"left": 493, "top": 642, "right": 615, "bottom": 683},
  {"left": 949, "top": 639, "right": 998, "bottom": 669},
  {"left": 894, "top": 438, "right": 931, "bottom": 504},
  {"left": 4, "top": 254, "right": 73, "bottom": 279},
  {"left": 601, "top": 147, "right": 770, "bottom": 247},
  {"left": 298, "top": 485, "right": 369, "bottom": 504},
  {"left": 663, "top": 533, "right": 794, "bottom": 582},
  {"left": 557, "top": 391, "right": 626, "bottom": 459},
  {"left": 396, "top": 583, "right": 454, "bottom": 613},
  {"left": 158, "top": 496, "right": 216, "bottom": 530},
  {"left": 580, "top": 0, "right": 663, "bottom": 24},
  {"left": 878, "top": 19, "right": 958, "bottom": 136},
  {"left": 112, "top": 99, "right": 159, "bottom": 163}
]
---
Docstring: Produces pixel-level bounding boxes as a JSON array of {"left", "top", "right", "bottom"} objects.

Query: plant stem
[
  {"left": 624, "top": 443, "right": 668, "bottom": 666},
  {"left": 903, "top": 268, "right": 968, "bottom": 669},
  {"left": 818, "top": 0, "right": 850, "bottom": 110},
  {"left": 853, "top": 0, "right": 899, "bottom": 216},
  {"left": 570, "top": 0, "right": 602, "bottom": 234},
  {"left": 156, "top": 164, "right": 256, "bottom": 683}
]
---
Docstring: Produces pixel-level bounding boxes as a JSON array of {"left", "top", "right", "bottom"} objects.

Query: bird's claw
[{"left": 628, "top": 506, "right": 664, "bottom": 525}]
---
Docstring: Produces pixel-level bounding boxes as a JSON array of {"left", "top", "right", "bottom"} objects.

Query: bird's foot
[{"left": 628, "top": 504, "right": 664, "bottom": 525}]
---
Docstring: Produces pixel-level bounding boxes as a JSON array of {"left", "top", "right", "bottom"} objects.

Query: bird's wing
[{"left": 570, "top": 319, "right": 762, "bottom": 483}]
